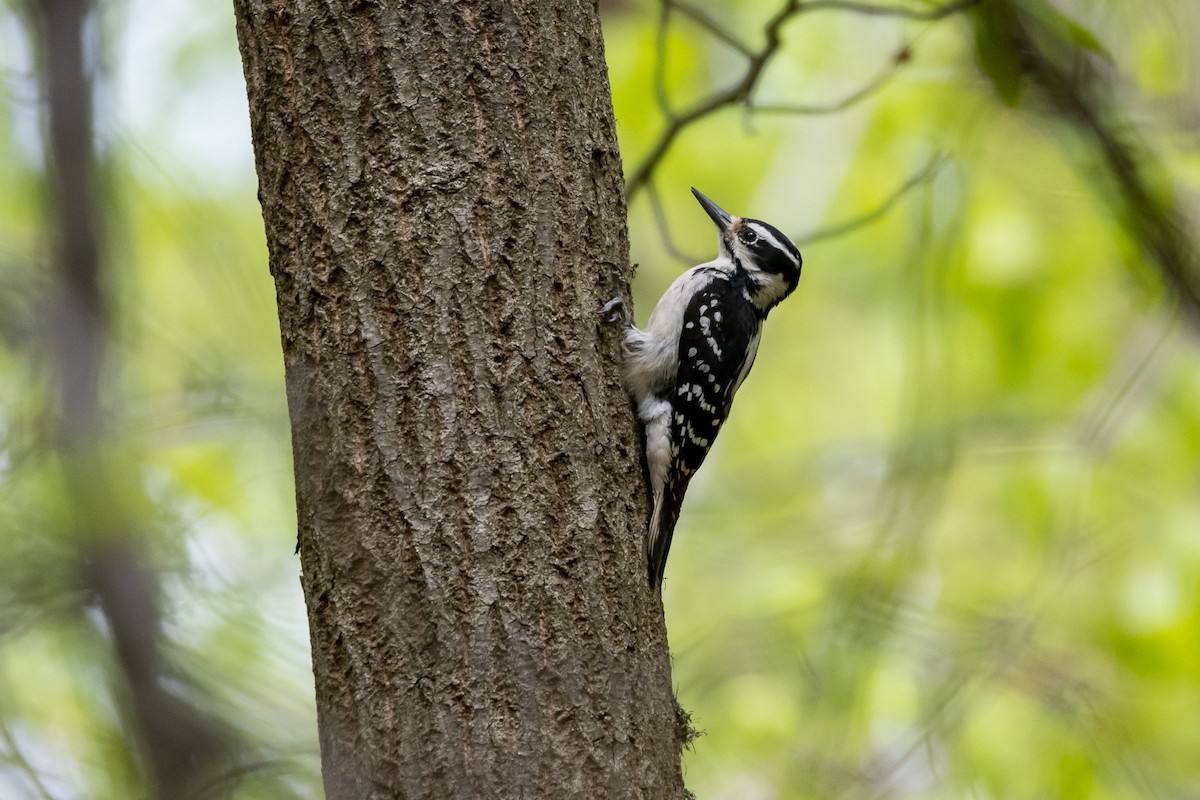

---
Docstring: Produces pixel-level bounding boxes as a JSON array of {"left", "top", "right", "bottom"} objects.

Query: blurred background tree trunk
[
  {"left": 31, "top": 0, "right": 227, "bottom": 797},
  {"left": 233, "top": 1, "right": 687, "bottom": 797}
]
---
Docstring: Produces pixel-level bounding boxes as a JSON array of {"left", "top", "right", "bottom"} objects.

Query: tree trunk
[{"left": 233, "top": 1, "right": 687, "bottom": 797}]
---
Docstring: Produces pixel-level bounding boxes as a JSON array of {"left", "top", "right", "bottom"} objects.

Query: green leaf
[
  {"left": 973, "top": 2, "right": 1024, "bottom": 105},
  {"left": 1021, "top": 0, "right": 1114, "bottom": 62}
]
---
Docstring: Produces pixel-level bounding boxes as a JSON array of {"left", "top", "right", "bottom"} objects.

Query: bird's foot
[{"left": 598, "top": 296, "right": 628, "bottom": 325}]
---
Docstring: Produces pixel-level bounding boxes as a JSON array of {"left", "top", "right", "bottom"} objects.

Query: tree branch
[
  {"left": 627, "top": 0, "right": 801, "bottom": 200},
  {"left": 668, "top": 0, "right": 754, "bottom": 57},
  {"left": 627, "top": 0, "right": 980, "bottom": 201},
  {"left": 799, "top": 0, "right": 984, "bottom": 20},
  {"left": 646, "top": 179, "right": 709, "bottom": 265},
  {"left": 998, "top": 9, "right": 1200, "bottom": 327},
  {"left": 653, "top": 0, "right": 675, "bottom": 118},
  {"left": 751, "top": 58, "right": 904, "bottom": 115},
  {"left": 796, "top": 154, "right": 946, "bottom": 245}
]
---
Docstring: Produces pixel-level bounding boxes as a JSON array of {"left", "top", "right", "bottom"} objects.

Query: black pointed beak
[{"left": 691, "top": 187, "right": 732, "bottom": 233}]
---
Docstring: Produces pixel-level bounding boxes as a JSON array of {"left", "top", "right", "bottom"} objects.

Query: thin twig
[
  {"left": 796, "top": 154, "right": 947, "bottom": 245},
  {"left": 0, "top": 711, "right": 56, "bottom": 800},
  {"left": 647, "top": 180, "right": 709, "bottom": 265},
  {"left": 800, "top": 0, "right": 984, "bottom": 20},
  {"left": 653, "top": 0, "right": 675, "bottom": 119},
  {"left": 752, "top": 60, "right": 903, "bottom": 115},
  {"left": 627, "top": 0, "right": 802, "bottom": 200},
  {"left": 1072, "top": 304, "right": 1178, "bottom": 453},
  {"left": 669, "top": 0, "right": 754, "bottom": 57}
]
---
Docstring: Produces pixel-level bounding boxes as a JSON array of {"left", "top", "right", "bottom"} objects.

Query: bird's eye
[{"left": 741, "top": 229, "right": 758, "bottom": 244}]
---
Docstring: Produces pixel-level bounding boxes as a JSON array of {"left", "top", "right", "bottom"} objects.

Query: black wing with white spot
[{"left": 648, "top": 275, "right": 761, "bottom": 585}]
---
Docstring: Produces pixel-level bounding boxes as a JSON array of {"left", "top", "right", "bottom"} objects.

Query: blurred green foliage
[{"left": 2, "top": 0, "right": 1199, "bottom": 797}]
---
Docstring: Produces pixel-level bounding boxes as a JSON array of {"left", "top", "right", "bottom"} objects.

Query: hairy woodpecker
[{"left": 604, "top": 188, "right": 803, "bottom": 588}]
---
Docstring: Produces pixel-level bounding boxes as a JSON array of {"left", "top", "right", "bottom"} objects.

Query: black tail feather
[{"left": 648, "top": 492, "right": 680, "bottom": 589}]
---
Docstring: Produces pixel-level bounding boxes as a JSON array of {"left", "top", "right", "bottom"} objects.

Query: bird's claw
[{"left": 598, "top": 297, "right": 627, "bottom": 325}]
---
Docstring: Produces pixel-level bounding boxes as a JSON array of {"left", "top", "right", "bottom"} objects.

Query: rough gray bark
[{"left": 233, "top": 1, "right": 688, "bottom": 797}]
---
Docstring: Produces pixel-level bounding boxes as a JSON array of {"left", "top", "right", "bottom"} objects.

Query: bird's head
[{"left": 691, "top": 187, "right": 802, "bottom": 309}]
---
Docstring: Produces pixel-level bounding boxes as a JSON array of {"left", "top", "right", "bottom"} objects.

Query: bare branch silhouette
[
  {"left": 796, "top": 154, "right": 946, "bottom": 245},
  {"left": 669, "top": 0, "right": 753, "bottom": 57},
  {"left": 628, "top": 0, "right": 981, "bottom": 200},
  {"left": 993, "top": 7, "right": 1200, "bottom": 326},
  {"left": 800, "top": 0, "right": 984, "bottom": 20},
  {"left": 628, "top": 0, "right": 803, "bottom": 200},
  {"left": 653, "top": 1, "right": 675, "bottom": 116},
  {"left": 752, "top": 59, "right": 904, "bottom": 115},
  {"left": 646, "top": 180, "right": 709, "bottom": 265}
]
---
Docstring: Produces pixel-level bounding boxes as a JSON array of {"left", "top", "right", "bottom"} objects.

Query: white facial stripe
[{"left": 747, "top": 222, "right": 800, "bottom": 267}]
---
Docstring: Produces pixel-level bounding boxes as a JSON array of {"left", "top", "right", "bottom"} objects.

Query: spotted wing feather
[{"left": 648, "top": 276, "right": 761, "bottom": 586}]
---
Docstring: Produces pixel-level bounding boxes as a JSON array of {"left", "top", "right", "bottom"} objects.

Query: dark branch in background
[
  {"left": 800, "top": 0, "right": 983, "bottom": 20},
  {"left": 1036, "top": 74, "right": 1200, "bottom": 328},
  {"left": 670, "top": 0, "right": 753, "bottom": 56},
  {"left": 796, "top": 154, "right": 946, "bottom": 245},
  {"left": 626, "top": 0, "right": 983, "bottom": 201},
  {"left": 652, "top": 1, "right": 674, "bottom": 116},
  {"left": 1073, "top": 309, "right": 1177, "bottom": 453},
  {"left": 627, "top": 0, "right": 801, "bottom": 201},
  {"left": 751, "top": 59, "right": 903, "bottom": 116},
  {"left": 31, "top": 1, "right": 228, "bottom": 796},
  {"left": 978, "top": 3, "right": 1200, "bottom": 327},
  {"left": 647, "top": 180, "right": 708, "bottom": 265},
  {"left": 39, "top": 0, "right": 101, "bottom": 442}
]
